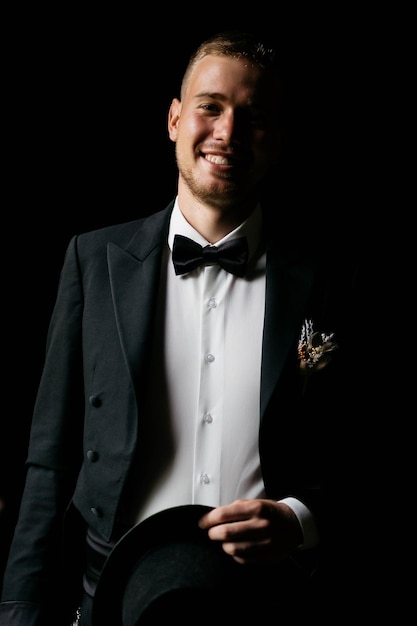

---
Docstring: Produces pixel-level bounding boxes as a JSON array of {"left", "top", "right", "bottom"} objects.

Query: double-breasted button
[
  {"left": 89, "top": 395, "right": 101, "bottom": 407},
  {"left": 87, "top": 450, "right": 99, "bottom": 462}
]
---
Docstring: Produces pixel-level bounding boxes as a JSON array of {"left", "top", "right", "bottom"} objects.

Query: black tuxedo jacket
[{"left": 0, "top": 200, "right": 352, "bottom": 624}]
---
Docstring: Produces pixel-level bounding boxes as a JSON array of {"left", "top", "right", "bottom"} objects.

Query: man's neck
[{"left": 177, "top": 183, "right": 258, "bottom": 244}]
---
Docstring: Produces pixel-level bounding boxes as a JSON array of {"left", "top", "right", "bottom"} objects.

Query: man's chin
[{"left": 197, "top": 188, "right": 242, "bottom": 208}]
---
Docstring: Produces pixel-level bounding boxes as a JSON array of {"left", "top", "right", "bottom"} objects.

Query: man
[{"left": 0, "top": 30, "right": 353, "bottom": 625}]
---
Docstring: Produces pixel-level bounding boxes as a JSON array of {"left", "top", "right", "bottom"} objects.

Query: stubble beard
[{"left": 177, "top": 159, "right": 253, "bottom": 212}]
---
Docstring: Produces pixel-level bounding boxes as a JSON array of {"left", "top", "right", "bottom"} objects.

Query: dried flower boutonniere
[{"left": 298, "top": 318, "right": 338, "bottom": 375}]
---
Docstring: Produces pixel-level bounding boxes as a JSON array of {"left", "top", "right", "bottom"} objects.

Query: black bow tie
[{"left": 172, "top": 234, "right": 249, "bottom": 277}]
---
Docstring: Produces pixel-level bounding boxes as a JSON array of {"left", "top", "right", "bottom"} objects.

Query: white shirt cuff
[{"left": 279, "top": 496, "right": 319, "bottom": 550}]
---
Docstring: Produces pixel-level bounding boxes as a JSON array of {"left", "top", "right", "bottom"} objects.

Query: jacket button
[
  {"left": 89, "top": 395, "right": 102, "bottom": 407},
  {"left": 87, "top": 450, "right": 99, "bottom": 462},
  {"left": 90, "top": 507, "right": 102, "bottom": 518}
]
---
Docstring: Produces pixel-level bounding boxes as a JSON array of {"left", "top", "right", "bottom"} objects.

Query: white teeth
[{"left": 205, "top": 154, "right": 230, "bottom": 165}]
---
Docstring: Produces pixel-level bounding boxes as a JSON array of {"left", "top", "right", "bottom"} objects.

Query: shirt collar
[{"left": 168, "top": 198, "right": 263, "bottom": 263}]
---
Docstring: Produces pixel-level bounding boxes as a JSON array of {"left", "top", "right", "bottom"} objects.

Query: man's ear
[{"left": 168, "top": 98, "right": 181, "bottom": 142}]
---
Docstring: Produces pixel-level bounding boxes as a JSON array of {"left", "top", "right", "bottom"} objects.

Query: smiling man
[{"left": 0, "top": 31, "right": 351, "bottom": 625}]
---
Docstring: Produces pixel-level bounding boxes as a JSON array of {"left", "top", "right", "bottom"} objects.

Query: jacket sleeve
[
  {"left": 0, "top": 236, "right": 86, "bottom": 621},
  {"left": 0, "top": 602, "right": 42, "bottom": 626}
]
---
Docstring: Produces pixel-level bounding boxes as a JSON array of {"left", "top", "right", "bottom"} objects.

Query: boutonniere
[{"left": 297, "top": 318, "right": 338, "bottom": 375}]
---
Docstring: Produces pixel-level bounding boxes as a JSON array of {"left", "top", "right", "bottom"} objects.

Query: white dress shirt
[{"left": 127, "top": 199, "right": 318, "bottom": 549}]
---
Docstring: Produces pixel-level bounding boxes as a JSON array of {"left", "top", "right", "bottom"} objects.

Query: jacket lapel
[
  {"left": 107, "top": 204, "right": 173, "bottom": 384},
  {"left": 260, "top": 239, "right": 315, "bottom": 417}
]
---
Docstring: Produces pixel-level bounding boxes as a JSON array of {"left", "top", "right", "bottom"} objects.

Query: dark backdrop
[{"left": 1, "top": 7, "right": 373, "bottom": 603}]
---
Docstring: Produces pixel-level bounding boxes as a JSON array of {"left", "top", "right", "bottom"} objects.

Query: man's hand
[{"left": 198, "top": 498, "right": 303, "bottom": 564}]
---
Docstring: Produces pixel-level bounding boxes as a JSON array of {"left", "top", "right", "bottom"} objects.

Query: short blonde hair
[{"left": 180, "top": 30, "right": 281, "bottom": 100}]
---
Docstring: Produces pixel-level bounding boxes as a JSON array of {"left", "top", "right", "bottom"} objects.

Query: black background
[
  {"left": 0, "top": 3, "right": 354, "bottom": 567},
  {"left": 2, "top": 6, "right": 393, "bottom": 614}
]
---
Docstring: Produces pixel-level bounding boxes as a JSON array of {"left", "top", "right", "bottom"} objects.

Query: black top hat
[
  {"left": 92, "top": 505, "right": 252, "bottom": 625},
  {"left": 92, "top": 504, "right": 312, "bottom": 625}
]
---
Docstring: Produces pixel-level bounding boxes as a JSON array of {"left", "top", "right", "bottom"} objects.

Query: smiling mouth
[{"left": 205, "top": 153, "right": 236, "bottom": 166}]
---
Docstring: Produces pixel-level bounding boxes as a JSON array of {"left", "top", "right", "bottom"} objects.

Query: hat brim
[{"left": 92, "top": 504, "right": 243, "bottom": 625}]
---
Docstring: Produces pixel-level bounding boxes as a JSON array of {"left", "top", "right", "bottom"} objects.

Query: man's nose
[{"left": 213, "top": 111, "right": 236, "bottom": 142}]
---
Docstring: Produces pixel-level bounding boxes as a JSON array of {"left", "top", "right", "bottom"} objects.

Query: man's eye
[
  {"left": 250, "top": 114, "right": 267, "bottom": 128},
  {"left": 239, "top": 110, "right": 267, "bottom": 128},
  {"left": 200, "top": 103, "right": 220, "bottom": 112}
]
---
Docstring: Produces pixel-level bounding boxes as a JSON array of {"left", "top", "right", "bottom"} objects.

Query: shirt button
[
  {"left": 200, "top": 473, "right": 210, "bottom": 485},
  {"left": 205, "top": 353, "right": 215, "bottom": 363},
  {"left": 208, "top": 297, "right": 217, "bottom": 309},
  {"left": 202, "top": 413, "right": 213, "bottom": 424}
]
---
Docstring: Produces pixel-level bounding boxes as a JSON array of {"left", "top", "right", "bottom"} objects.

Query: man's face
[{"left": 168, "top": 55, "right": 281, "bottom": 211}]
